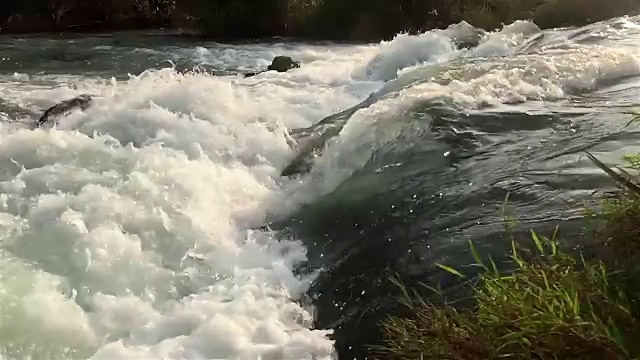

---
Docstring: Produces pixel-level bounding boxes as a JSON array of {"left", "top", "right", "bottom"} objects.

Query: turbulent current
[{"left": 1, "top": 15, "right": 640, "bottom": 360}]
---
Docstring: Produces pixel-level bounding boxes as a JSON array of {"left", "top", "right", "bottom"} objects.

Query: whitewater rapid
[{"left": 0, "top": 16, "right": 639, "bottom": 359}]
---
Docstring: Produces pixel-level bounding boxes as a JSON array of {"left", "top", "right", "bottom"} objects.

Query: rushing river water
[{"left": 1, "top": 15, "right": 640, "bottom": 360}]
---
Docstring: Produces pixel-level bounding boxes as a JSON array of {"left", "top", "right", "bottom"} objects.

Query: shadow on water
[{"left": 272, "top": 81, "right": 640, "bottom": 358}]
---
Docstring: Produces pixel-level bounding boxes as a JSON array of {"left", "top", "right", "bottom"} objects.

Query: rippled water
[{"left": 0, "top": 16, "right": 639, "bottom": 360}]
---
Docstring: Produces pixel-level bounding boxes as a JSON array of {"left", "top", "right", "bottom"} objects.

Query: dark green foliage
[
  {"left": 0, "top": 0, "right": 179, "bottom": 33},
  {"left": 1, "top": 0, "right": 638, "bottom": 38},
  {"left": 177, "top": 0, "right": 288, "bottom": 38},
  {"left": 180, "top": 0, "right": 639, "bottom": 40}
]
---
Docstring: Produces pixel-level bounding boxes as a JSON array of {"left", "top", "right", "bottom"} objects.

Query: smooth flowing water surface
[{"left": 0, "top": 16, "right": 640, "bottom": 360}]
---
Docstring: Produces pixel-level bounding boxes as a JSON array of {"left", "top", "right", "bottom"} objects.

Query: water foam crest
[
  {"left": 355, "top": 31, "right": 459, "bottom": 82},
  {"left": 354, "top": 20, "right": 546, "bottom": 83},
  {"left": 289, "top": 25, "right": 640, "bottom": 194},
  {"left": 0, "top": 43, "right": 383, "bottom": 359}
]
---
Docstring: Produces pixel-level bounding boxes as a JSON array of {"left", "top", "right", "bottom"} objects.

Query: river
[{"left": 0, "top": 16, "right": 640, "bottom": 360}]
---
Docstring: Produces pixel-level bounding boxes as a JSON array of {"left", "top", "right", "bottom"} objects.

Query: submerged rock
[
  {"left": 245, "top": 56, "right": 301, "bottom": 77},
  {"left": 267, "top": 56, "right": 301, "bottom": 72},
  {"left": 280, "top": 101, "right": 375, "bottom": 178},
  {"left": 37, "top": 94, "right": 94, "bottom": 128}
]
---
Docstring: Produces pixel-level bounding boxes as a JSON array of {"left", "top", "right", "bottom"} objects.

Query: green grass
[
  {"left": 372, "top": 235, "right": 640, "bottom": 359},
  {"left": 371, "top": 114, "right": 640, "bottom": 359}
]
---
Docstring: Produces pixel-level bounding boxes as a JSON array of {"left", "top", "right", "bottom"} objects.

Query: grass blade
[
  {"left": 469, "top": 240, "right": 487, "bottom": 271},
  {"left": 530, "top": 230, "right": 544, "bottom": 254},
  {"left": 436, "top": 263, "right": 465, "bottom": 279},
  {"left": 585, "top": 151, "right": 640, "bottom": 195}
]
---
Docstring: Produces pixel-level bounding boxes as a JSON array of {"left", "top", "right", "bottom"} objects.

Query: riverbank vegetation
[
  {"left": 371, "top": 122, "right": 640, "bottom": 359},
  {"left": 1, "top": 0, "right": 638, "bottom": 40},
  {"left": 0, "top": 0, "right": 185, "bottom": 34}
]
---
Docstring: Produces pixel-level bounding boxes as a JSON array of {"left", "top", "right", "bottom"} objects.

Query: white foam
[
  {"left": 354, "top": 31, "right": 459, "bottom": 81},
  {"left": 470, "top": 21, "right": 542, "bottom": 58},
  {"left": 285, "top": 31, "right": 640, "bottom": 200},
  {"left": 0, "top": 42, "right": 381, "bottom": 359},
  {"left": 0, "top": 251, "right": 97, "bottom": 359},
  {"left": 353, "top": 20, "right": 546, "bottom": 83}
]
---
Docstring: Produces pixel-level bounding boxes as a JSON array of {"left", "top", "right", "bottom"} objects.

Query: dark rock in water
[
  {"left": 267, "top": 56, "right": 300, "bottom": 72},
  {"left": 245, "top": 56, "right": 301, "bottom": 78},
  {"left": 280, "top": 96, "right": 379, "bottom": 178},
  {"left": 278, "top": 69, "right": 428, "bottom": 178},
  {"left": 280, "top": 108, "right": 359, "bottom": 177},
  {"left": 37, "top": 94, "right": 94, "bottom": 128}
]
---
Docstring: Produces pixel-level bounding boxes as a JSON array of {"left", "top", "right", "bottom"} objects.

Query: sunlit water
[{"left": 0, "top": 16, "right": 639, "bottom": 360}]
